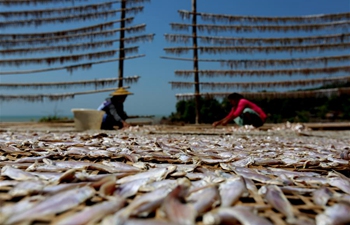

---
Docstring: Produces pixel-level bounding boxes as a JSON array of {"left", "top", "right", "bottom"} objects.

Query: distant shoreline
[{"left": 0, "top": 115, "right": 167, "bottom": 123}]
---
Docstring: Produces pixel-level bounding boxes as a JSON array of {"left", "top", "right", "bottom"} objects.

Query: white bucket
[{"left": 71, "top": 108, "right": 105, "bottom": 131}]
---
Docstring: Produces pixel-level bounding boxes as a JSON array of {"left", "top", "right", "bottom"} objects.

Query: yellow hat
[{"left": 110, "top": 87, "right": 133, "bottom": 96}]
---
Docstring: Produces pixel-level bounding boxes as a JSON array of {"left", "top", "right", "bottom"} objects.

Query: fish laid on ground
[
  {"left": 280, "top": 186, "right": 317, "bottom": 195},
  {"left": 122, "top": 218, "right": 178, "bottom": 225},
  {"left": 102, "top": 186, "right": 174, "bottom": 225},
  {"left": 115, "top": 178, "right": 150, "bottom": 198},
  {"left": 9, "top": 180, "right": 45, "bottom": 197},
  {"left": 1, "top": 165, "right": 38, "bottom": 181},
  {"left": 328, "top": 177, "right": 350, "bottom": 195},
  {"left": 203, "top": 206, "right": 273, "bottom": 225},
  {"left": 235, "top": 170, "right": 281, "bottom": 185},
  {"left": 0, "top": 143, "right": 22, "bottom": 153},
  {"left": 229, "top": 157, "right": 255, "bottom": 168},
  {"left": 102, "top": 161, "right": 142, "bottom": 173},
  {"left": 159, "top": 179, "right": 196, "bottom": 225},
  {"left": 187, "top": 185, "right": 221, "bottom": 215},
  {"left": 0, "top": 195, "right": 45, "bottom": 224},
  {"left": 52, "top": 198, "right": 125, "bottom": 225},
  {"left": 0, "top": 180, "right": 19, "bottom": 187},
  {"left": 219, "top": 176, "right": 248, "bottom": 207},
  {"left": 242, "top": 177, "right": 258, "bottom": 192},
  {"left": 312, "top": 187, "right": 333, "bottom": 206},
  {"left": 139, "top": 179, "right": 177, "bottom": 192},
  {"left": 293, "top": 176, "right": 328, "bottom": 185},
  {"left": 4, "top": 186, "right": 95, "bottom": 224},
  {"left": 42, "top": 182, "right": 91, "bottom": 195},
  {"left": 315, "top": 202, "right": 350, "bottom": 225},
  {"left": 116, "top": 167, "right": 174, "bottom": 184},
  {"left": 258, "top": 185, "right": 296, "bottom": 223},
  {"left": 14, "top": 155, "right": 49, "bottom": 163}
]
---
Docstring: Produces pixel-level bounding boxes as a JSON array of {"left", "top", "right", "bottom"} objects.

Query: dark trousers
[
  {"left": 100, "top": 115, "right": 123, "bottom": 130},
  {"left": 242, "top": 112, "right": 264, "bottom": 128}
]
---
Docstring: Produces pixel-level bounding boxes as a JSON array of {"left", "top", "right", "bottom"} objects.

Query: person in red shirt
[{"left": 212, "top": 93, "right": 267, "bottom": 128}]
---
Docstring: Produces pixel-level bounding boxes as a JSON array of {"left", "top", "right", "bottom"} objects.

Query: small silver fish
[
  {"left": 123, "top": 218, "right": 178, "bottom": 225},
  {"left": 115, "top": 178, "right": 150, "bottom": 198},
  {"left": 203, "top": 206, "right": 273, "bottom": 225},
  {"left": 116, "top": 167, "right": 172, "bottom": 184},
  {"left": 52, "top": 198, "right": 125, "bottom": 225},
  {"left": 110, "top": 186, "right": 174, "bottom": 225},
  {"left": 4, "top": 186, "right": 95, "bottom": 224},
  {"left": 315, "top": 203, "right": 350, "bottom": 225},
  {"left": 1, "top": 165, "right": 38, "bottom": 181},
  {"left": 9, "top": 180, "right": 45, "bottom": 197},
  {"left": 160, "top": 179, "right": 196, "bottom": 225},
  {"left": 328, "top": 177, "right": 350, "bottom": 194},
  {"left": 187, "top": 185, "right": 221, "bottom": 215},
  {"left": 258, "top": 185, "right": 296, "bottom": 223},
  {"left": 313, "top": 187, "right": 333, "bottom": 206},
  {"left": 219, "top": 176, "right": 248, "bottom": 207}
]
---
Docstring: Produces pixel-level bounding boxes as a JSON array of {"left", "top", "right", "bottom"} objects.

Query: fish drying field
[{"left": 0, "top": 124, "right": 350, "bottom": 225}]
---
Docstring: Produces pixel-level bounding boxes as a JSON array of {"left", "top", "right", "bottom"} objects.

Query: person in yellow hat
[{"left": 97, "top": 87, "right": 133, "bottom": 130}]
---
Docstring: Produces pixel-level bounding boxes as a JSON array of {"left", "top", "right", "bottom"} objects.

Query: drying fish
[
  {"left": 293, "top": 176, "right": 328, "bottom": 185},
  {"left": 258, "top": 185, "right": 296, "bottom": 223},
  {"left": 264, "top": 167, "right": 321, "bottom": 178},
  {"left": 315, "top": 202, "right": 350, "bottom": 225},
  {"left": 14, "top": 155, "right": 49, "bottom": 163},
  {"left": 88, "top": 150, "right": 112, "bottom": 158},
  {"left": 1, "top": 165, "right": 38, "bottom": 181},
  {"left": 4, "top": 186, "right": 95, "bottom": 224},
  {"left": 57, "top": 168, "right": 77, "bottom": 183},
  {"left": 42, "top": 182, "right": 91, "bottom": 194},
  {"left": 277, "top": 173, "right": 294, "bottom": 186},
  {"left": 235, "top": 169, "right": 281, "bottom": 185},
  {"left": 203, "top": 206, "right": 273, "bottom": 225},
  {"left": 219, "top": 176, "right": 248, "bottom": 207},
  {"left": 30, "top": 171, "right": 65, "bottom": 181},
  {"left": 122, "top": 218, "right": 178, "bottom": 225},
  {"left": 313, "top": 187, "right": 333, "bottom": 206},
  {"left": 242, "top": 177, "right": 258, "bottom": 192},
  {"left": 52, "top": 198, "right": 125, "bottom": 225},
  {"left": 159, "top": 178, "right": 196, "bottom": 225},
  {"left": 229, "top": 156, "right": 255, "bottom": 168},
  {"left": 9, "top": 180, "right": 45, "bottom": 197},
  {"left": 116, "top": 167, "right": 174, "bottom": 184},
  {"left": 102, "top": 161, "right": 142, "bottom": 173},
  {"left": 280, "top": 186, "right": 317, "bottom": 195},
  {"left": 186, "top": 172, "right": 208, "bottom": 181},
  {"left": 327, "top": 156, "right": 349, "bottom": 165},
  {"left": 254, "top": 158, "right": 282, "bottom": 166},
  {"left": 139, "top": 179, "right": 177, "bottom": 192},
  {"left": 328, "top": 176, "right": 350, "bottom": 194},
  {"left": 149, "top": 163, "right": 197, "bottom": 173},
  {"left": 115, "top": 178, "right": 150, "bottom": 198},
  {"left": 0, "top": 195, "right": 45, "bottom": 224},
  {"left": 1, "top": 125, "right": 350, "bottom": 225},
  {"left": 0, "top": 180, "right": 19, "bottom": 187},
  {"left": 0, "top": 143, "right": 22, "bottom": 153},
  {"left": 111, "top": 186, "right": 174, "bottom": 224},
  {"left": 64, "top": 146, "right": 90, "bottom": 156},
  {"left": 187, "top": 185, "right": 221, "bottom": 215}
]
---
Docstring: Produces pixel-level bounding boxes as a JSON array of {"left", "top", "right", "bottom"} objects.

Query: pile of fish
[{"left": 0, "top": 126, "right": 349, "bottom": 225}]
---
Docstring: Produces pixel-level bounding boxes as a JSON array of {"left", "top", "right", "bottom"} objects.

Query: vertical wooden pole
[
  {"left": 118, "top": 0, "right": 126, "bottom": 88},
  {"left": 192, "top": 0, "right": 200, "bottom": 124}
]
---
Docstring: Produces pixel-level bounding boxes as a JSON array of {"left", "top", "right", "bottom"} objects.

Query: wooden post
[
  {"left": 192, "top": 0, "right": 200, "bottom": 124},
  {"left": 118, "top": 0, "right": 126, "bottom": 88}
]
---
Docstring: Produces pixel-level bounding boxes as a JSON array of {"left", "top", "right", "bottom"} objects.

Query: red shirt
[{"left": 225, "top": 99, "right": 267, "bottom": 122}]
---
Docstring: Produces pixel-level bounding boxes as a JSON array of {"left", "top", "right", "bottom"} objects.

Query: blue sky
[{"left": 0, "top": 0, "right": 349, "bottom": 118}]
